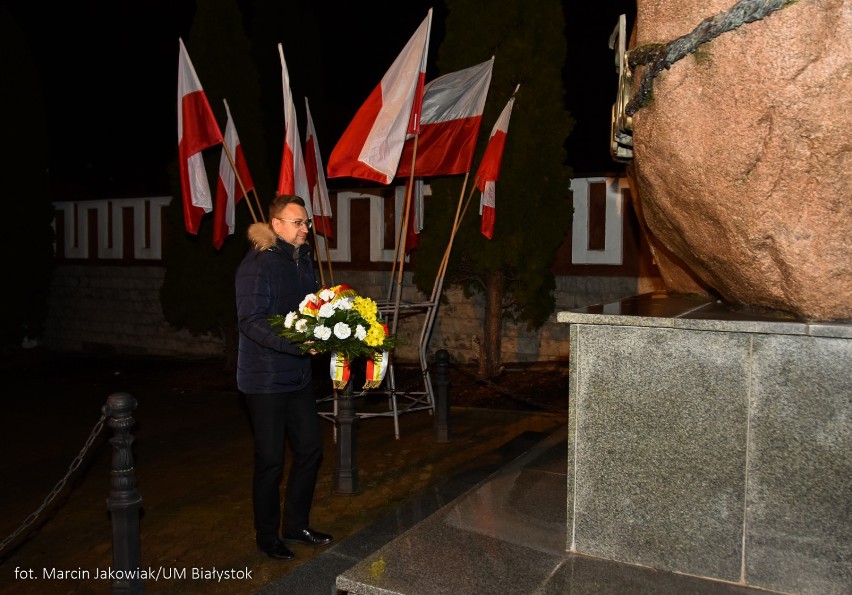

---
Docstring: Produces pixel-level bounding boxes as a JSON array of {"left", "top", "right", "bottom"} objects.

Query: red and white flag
[
  {"left": 213, "top": 100, "right": 254, "bottom": 250},
  {"left": 396, "top": 57, "right": 494, "bottom": 178},
  {"left": 177, "top": 38, "right": 223, "bottom": 234},
  {"left": 304, "top": 98, "right": 334, "bottom": 239},
  {"left": 277, "top": 44, "right": 310, "bottom": 214},
  {"left": 476, "top": 86, "right": 519, "bottom": 239},
  {"left": 327, "top": 9, "right": 432, "bottom": 184}
]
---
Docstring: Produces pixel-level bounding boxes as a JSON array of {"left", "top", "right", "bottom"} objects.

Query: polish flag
[
  {"left": 277, "top": 44, "right": 311, "bottom": 214},
  {"left": 327, "top": 9, "right": 432, "bottom": 184},
  {"left": 213, "top": 100, "right": 254, "bottom": 250},
  {"left": 304, "top": 98, "right": 334, "bottom": 239},
  {"left": 476, "top": 86, "right": 519, "bottom": 239},
  {"left": 396, "top": 57, "right": 494, "bottom": 178},
  {"left": 177, "top": 38, "right": 223, "bottom": 234}
]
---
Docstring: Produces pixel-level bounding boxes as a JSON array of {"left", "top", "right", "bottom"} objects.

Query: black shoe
[
  {"left": 257, "top": 539, "right": 295, "bottom": 560},
  {"left": 282, "top": 528, "right": 334, "bottom": 548}
]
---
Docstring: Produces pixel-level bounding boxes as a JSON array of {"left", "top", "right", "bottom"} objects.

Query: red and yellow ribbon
[
  {"left": 301, "top": 294, "right": 321, "bottom": 317},
  {"left": 329, "top": 284, "right": 357, "bottom": 301},
  {"left": 329, "top": 350, "right": 389, "bottom": 390},
  {"left": 364, "top": 351, "right": 389, "bottom": 389},
  {"left": 330, "top": 352, "right": 351, "bottom": 390}
]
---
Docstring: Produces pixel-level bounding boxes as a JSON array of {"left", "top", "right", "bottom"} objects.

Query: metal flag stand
[
  {"left": 315, "top": 169, "right": 480, "bottom": 440},
  {"left": 316, "top": 181, "right": 441, "bottom": 441},
  {"left": 315, "top": 74, "right": 492, "bottom": 439}
]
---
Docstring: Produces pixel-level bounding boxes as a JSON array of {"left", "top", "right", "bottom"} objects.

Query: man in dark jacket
[{"left": 235, "top": 194, "right": 332, "bottom": 560}]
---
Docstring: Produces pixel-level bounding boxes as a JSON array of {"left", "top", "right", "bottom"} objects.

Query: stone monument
[
  {"left": 565, "top": 3, "right": 852, "bottom": 593},
  {"left": 627, "top": 0, "right": 851, "bottom": 321}
]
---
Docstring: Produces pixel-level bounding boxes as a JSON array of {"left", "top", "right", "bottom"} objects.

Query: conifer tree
[
  {"left": 161, "top": 0, "right": 271, "bottom": 367},
  {"left": 413, "top": 0, "right": 574, "bottom": 378}
]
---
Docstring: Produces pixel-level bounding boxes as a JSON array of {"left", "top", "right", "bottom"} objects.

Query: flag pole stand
[{"left": 316, "top": 177, "right": 469, "bottom": 441}]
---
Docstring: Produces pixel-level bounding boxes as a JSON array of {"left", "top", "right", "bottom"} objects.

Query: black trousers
[{"left": 246, "top": 385, "right": 323, "bottom": 546}]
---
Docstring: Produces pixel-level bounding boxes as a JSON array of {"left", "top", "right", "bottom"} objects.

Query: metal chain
[
  {"left": 626, "top": 0, "right": 795, "bottom": 116},
  {"left": 0, "top": 413, "right": 108, "bottom": 555}
]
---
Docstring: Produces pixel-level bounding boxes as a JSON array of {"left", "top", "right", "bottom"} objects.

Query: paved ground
[{"left": 0, "top": 351, "right": 567, "bottom": 594}]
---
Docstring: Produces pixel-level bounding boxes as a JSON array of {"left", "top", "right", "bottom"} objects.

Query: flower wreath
[{"left": 269, "top": 284, "right": 396, "bottom": 390}]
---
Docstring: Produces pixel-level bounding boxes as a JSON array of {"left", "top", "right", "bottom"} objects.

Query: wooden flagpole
[
  {"left": 316, "top": 199, "right": 335, "bottom": 286},
  {"left": 436, "top": 173, "right": 474, "bottom": 283},
  {"left": 250, "top": 189, "right": 266, "bottom": 223},
  {"left": 420, "top": 174, "right": 477, "bottom": 349},
  {"left": 309, "top": 222, "right": 325, "bottom": 286},
  {"left": 220, "top": 140, "right": 258, "bottom": 224},
  {"left": 389, "top": 136, "right": 419, "bottom": 334},
  {"left": 386, "top": 182, "right": 406, "bottom": 301},
  {"left": 386, "top": 177, "right": 417, "bottom": 301},
  {"left": 306, "top": 195, "right": 336, "bottom": 287},
  {"left": 434, "top": 82, "right": 520, "bottom": 256},
  {"left": 220, "top": 100, "right": 259, "bottom": 225}
]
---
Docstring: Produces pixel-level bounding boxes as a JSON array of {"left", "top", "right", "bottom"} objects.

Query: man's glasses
[{"left": 275, "top": 217, "right": 312, "bottom": 229}]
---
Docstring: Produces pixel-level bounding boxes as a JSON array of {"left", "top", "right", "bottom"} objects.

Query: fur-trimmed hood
[{"left": 247, "top": 222, "right": 277, "bottom": 251}]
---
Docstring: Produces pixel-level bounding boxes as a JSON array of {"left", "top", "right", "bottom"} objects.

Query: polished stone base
[
  {"left": 334, "top": 428, "right": 769, "bottom": 594},
  {"left": 558, "top": 292, "right": 851, "bottom": 595}
]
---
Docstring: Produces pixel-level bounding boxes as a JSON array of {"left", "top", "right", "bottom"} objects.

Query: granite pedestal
[{"left": 558, "top": 292, "right": 851, "bottom": 595}]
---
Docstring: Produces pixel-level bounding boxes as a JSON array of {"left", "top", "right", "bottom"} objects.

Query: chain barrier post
[
  {"left": 433, "top": 349, "right": 451, "bottom": 443},
  {"left": 103, "top": 393, "right": 144, "bottom": 595},
  {"left": 333, "top": 383, "right": 360, "bottom": 494}
]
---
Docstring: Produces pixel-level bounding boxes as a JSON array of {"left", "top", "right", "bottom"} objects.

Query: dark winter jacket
[{"left": 235, "top": 223, "right": 318, "bottom": 394}]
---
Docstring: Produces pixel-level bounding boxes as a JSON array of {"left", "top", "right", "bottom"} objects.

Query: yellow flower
[
  {"left": 364, "top": 322, "right": 386, "bottom": 347},
  {"left": 353, "top": 296, "right": 378, "bottom": 324}
]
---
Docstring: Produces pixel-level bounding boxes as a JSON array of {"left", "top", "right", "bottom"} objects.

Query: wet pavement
[{"left": 0, "top": 351, "right": 567, "bottom": 594}]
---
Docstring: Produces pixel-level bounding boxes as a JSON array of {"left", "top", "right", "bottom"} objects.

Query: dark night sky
[{"left": 3, "top": 1, "right": 634, "bottom": 200}]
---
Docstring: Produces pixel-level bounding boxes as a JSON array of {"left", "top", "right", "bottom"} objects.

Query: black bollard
[
  {"left": 434, "top": 349, "right": 451, "bottom": 443},
  {"left": 333, "top": 383, "right": 360, "bottom": 493},
  {"left": 103, "top": 393, "right": 144, "bottom": 595}
]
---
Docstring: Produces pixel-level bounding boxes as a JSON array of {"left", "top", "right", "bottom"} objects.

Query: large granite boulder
[{"left": 630, "top": 0, "right": 852, "bottom": 320}]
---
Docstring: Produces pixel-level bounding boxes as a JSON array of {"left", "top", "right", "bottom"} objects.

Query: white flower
[
  {"left": 335, "top": 297, "right": 353, "bottom": 310},
  {"left": 319, "top": 288, "right": 336, "bottom": 302},
  {"left": 333, "top": 322, "right": 352, "bottom": 340},
  {"left": 295, "top": 318, "right": 309, "bottom": 333},
  {"left": 354, "top": 325, "right": 367, "bottom": 341},
  {"left": 314, "top": 325, "right": 332, "bottom": 340},
  {"left": 318, "top": 302, "right": 336, "bottom": 318},
  {"left": 284, "top": 311, "right": 297, "bottom": 328}
]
